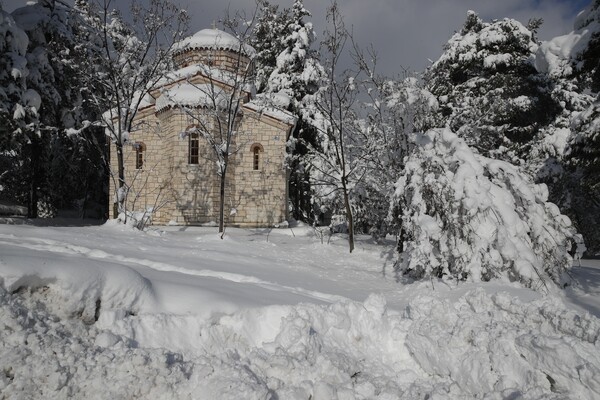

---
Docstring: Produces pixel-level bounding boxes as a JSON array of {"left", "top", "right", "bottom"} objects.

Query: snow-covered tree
[
  {"left": 534, "top": 2, "right": 600, "bottom": 254},
  {"left": 250, "top": 0, "right": 289, "bottom": 94},
  {"left": 75, "top": 0, "right": 188, "bottom": 221},
  {"left": 267, "top": 0, "right": 322, "bottom": 112},
  {"left": 7, "top": 1, "right": 107, "bottom": 218},
  {"left": 558, "top": 3, "right": 600, "bottom": 173},
  {"left": 0, "top": 7, "right": 42, "bottom": 216},
  {"left": 394, "top": 128, "right": 585, "bottom": 290},
  {"left": 0, "top": 8, "right": 31, "bottom": 138},
  {"left": 256, "top": 0, "right": 325, "bottom": 223},
  {"left": 425, "top": 11, "right": 560, "bottom": 165}
]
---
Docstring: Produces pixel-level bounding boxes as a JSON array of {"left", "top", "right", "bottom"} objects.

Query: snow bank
[
  {"left": 0, "top": 234, "right": 156, "bottom": 321},
  {"left": 1, "top": 284, "right": 599, "bottom": 399},
  {"left": 0, "top": 224, "right": 599, "bottom": 398}
]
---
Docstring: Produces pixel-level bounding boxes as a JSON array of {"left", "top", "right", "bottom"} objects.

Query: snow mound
[
  {"left": 0, "top": 236, "right": 156, "bottom": 321},
  {"left": 2, "top": 285, "right": 599, "bottom": 399}
]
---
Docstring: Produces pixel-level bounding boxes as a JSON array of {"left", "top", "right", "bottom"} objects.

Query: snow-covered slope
[{"left": 0, "top": 222, "right": 599, "bottom": 399}]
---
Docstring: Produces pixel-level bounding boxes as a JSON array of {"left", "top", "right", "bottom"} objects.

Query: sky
[{"left": 1, "top": 0, "right": 593, "bottom": 76}]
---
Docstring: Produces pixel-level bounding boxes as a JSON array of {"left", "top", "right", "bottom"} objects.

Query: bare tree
[
  {"left": 75, "top": 0, "right": 188, "bottom": 220},
  {"left": 308, "top": 2, "right": 364, "bottom": 253}
]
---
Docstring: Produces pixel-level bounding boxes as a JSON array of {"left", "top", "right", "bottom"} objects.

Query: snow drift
[
  {"left": 1, "top": 280, "right": 599, "bottom": 399},
  {"left": 0, "top": 225, "right": 598, "bottom": 399}
]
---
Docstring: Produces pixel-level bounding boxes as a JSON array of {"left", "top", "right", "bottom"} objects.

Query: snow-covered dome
[{"left": 173, "top": 29, "right": 256, "bottom": 57}]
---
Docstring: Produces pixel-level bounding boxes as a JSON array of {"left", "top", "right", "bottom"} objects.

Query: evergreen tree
[
  {"left": 250, "top": 0, "right": 289, "bottom": 94},
  {"left": 394, "top": 127, "right": 585, "bottom": 290},
  {"left": 10, "top": 0, "right": 107, "bottom": 218},
  {"left": 425, "top": 11, "right": 560, "bottom": 165},
  {"left": 0, "top": 7, "right": 40, "bottom": 215},
  {"left": 536, "top": 1, "right": 600, "bottom": 254},
  {"left": 265, "top": 0, "right": 325, "bottom": 223},
  {"left": 267, "top": 0, "right": 322, "bottom": 113}
]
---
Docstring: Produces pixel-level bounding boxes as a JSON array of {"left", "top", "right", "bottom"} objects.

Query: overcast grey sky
[{"left": 1, "top": 0, "right": 592, "bottom": 75}]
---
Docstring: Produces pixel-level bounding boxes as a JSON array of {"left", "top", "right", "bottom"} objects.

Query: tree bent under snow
[{"left": 394, "top": 128, "right": 585, "bottom": 290}]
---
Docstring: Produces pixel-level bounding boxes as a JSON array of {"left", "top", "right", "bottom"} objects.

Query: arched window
[
  {"left": 253, "top": 147, "right": 260, "bottom": 170},
  {"left": 250, "top": 143, "right": 263, "bottom": 171},
  {"left": 134, "top": 142, "right": 145, "bottom": 169},
  {"left": 189, "top": 132, "right": 199, "bottom": 165}
]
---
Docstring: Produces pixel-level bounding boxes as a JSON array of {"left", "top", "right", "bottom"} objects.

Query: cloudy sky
[{"left": 1, "top": 0, "right": 592, "bottom": 75}]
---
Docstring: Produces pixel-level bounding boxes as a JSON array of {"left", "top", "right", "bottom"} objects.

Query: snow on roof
[
  {"left": 244, "top": 92, "right": 297, "bottom": 126},
  {"left": 155, "top": 64, "right": 255, "bottom": 94},
  {"left": 155, "top": 83, "right": 229, "bottom": 112},
  {"left": 173, "top": 29, "right": 256, "bottom": 57}
]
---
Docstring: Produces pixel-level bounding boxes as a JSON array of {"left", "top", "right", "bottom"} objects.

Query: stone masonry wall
[
  {"left": 109, "top": 82, "right": 290, "bottom": 227},
  {"left": 173, "top": 48, "right": 252, "bottom": 76},
  {"left": 228, "top": 109, "right": 289, "bottom": 227}
]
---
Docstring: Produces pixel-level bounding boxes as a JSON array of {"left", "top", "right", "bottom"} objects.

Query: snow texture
[
  {"left": 536, "top": 2, "right": 600, "bottom": 78},
  {"left": 244, "top": 92, "right": 297, "bottom": 125},
  {"left": 396, "top": 128, "right": 585, "bottom": 289},
  {"left": 155, "top": 82, "right": 228, "bottom": 112},
  {"left": 173, "top": 29, "right": 256, "bottom": 57},
  {"left": 0, "top": 224, "right": 599, "bottom": 399}
]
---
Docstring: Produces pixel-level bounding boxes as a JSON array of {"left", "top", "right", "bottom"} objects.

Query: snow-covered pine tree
[
  {"left": 535, "top": 1, "right": 600, "bottom": 254},
  {"left": 267, "top": 0, "right": 322, "bottom": 113},
  {"left": 0, "top": 9, "right": 31, "bottom": 137},
  {"left": 394, "top": 127, "right": 585, "bottom": 290},
  {"left": 10, "top": 1, "right": 107, "bottom": 218},
  {"left": 0, "top": 8, "right": 34, "bottom": 209},
  {"left": 561, "top": 2, "right": 600, "bottom": 178},
  {"left": 250, "top": 0, "right": 289, "bottom": 94},
  {"left": 260, "top": 0, "right": 325, "bottom": 223},
  {"left": 425, "top": 11, "right": 560, "bottom": 165}
]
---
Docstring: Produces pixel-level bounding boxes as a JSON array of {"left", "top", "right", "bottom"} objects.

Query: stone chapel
[{"left": 108, "top": 29, "right": 296, "bottom": 227}]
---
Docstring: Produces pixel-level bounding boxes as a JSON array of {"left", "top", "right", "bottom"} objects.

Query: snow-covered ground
[{"left": 0, "top": 221, "right": 599, "bottom": 399}]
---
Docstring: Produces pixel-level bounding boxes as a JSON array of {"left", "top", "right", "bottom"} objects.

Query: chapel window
[
  {"left": 135, "top": 142, "right": 145, "bottom": 169},
  {"left": 189, "top": 132, "right": 199, "bottom": 165},
  {"left": 251, "top": 143, "right": 263, "bottom": 171}
]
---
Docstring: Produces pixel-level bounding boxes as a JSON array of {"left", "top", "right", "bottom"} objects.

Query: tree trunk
[
  {"left": 116, "top": 142, "right": 125, "bottom": 218},
  {"left": 218, "top": 162, "right": 227, "bottom": 235},
  {"left": 27, "top": 136, "right": 42, "bottom": 219},
  {"left": 341, "top": 177, "right": 354, "bottom": 253}
]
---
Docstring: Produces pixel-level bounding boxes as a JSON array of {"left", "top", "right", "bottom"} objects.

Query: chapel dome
[{"left": 172, "top": 29, "right": 256, "bottom": 57}]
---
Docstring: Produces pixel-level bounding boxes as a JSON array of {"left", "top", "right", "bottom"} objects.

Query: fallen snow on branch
[{"left": 395, "top": 128, "right": 585, "bottom": 289}]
